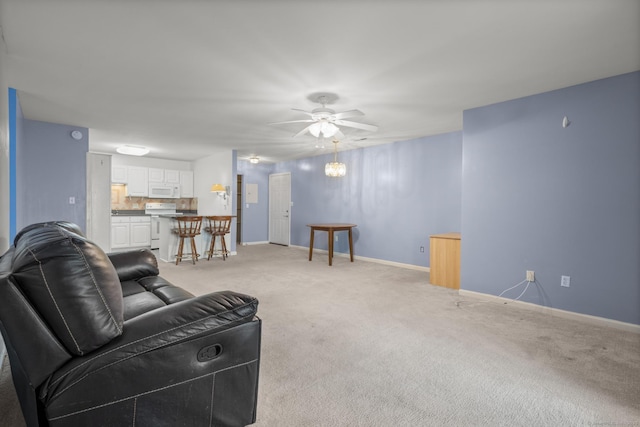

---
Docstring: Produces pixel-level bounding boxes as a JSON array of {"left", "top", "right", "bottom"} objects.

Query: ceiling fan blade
[
  {"left": 269, "top": 119, "right": 314, "bottom": 125},
  {"left": 333, "top": 120, "right": 378, "bottom": 132},
  {"left": 332, "top": 109, "right": 364, "bottom": 120},
  {"left": 291, "top": 108, "right": 314, "bottom": 117},
  {"left": 294, "top": 124, "right": 313, "bottom": 138}
]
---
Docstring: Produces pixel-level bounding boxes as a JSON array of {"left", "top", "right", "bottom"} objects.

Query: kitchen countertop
[
  {"left": 111, "top": 210, "right": 147, "bottom": 216},
  {"left": 111, "top": 210, "right": 197, "bottom": 216}
]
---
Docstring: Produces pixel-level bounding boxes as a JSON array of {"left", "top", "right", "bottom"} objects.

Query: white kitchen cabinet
[
  {"left": 111, "top": 165, "right": 128, "bottom": 183},
  {"left": 126, "top": 166, "right": 149, "bottom": 196},
  {"left": 130, "top": 217, "right": 151, "bottom": 246},
  {"left": 148, "top": 168, "right": 164, "bottom": 183},
  {"left": 165, "top": 169, "right": 180, "bottom": 184},
  {"left": 111, "top": 217, "right": 130, "bottom": 250},
  {"left": 111, "top": 216, "right": 151, "bottom": 250},
  {"left": 180, "top": 171, "right": 194, "bottom": 198}
]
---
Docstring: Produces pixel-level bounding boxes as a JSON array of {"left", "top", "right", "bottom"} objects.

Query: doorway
[{"left": 268, "top": 172, "right": 291, "bottom": 246}]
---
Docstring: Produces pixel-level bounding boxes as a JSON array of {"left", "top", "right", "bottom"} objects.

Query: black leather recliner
[{"left": 0, "top": 221, "right": 261, "bottom": 426}]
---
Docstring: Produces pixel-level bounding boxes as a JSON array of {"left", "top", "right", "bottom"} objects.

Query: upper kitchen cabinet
[
  {"left": 112, "top": 165, "right": 128, "bottom": 183},
  {"left": 165, "top": 169, "right": 180, "bottom": 184},
  {"left": 111, "top": 165, "right": 149, "bottom": 196},
  {"left": 148, "top": 168, "right": 164, "bottom": 183},
  {"left": 149, "top": 168, "right": 181, "bottom": 185},
  {"left": 180, "top": 171, "right": 194, "bottom": 198},
  {"left": 126, "top": 166, "right": 149, "bottom": 197}
]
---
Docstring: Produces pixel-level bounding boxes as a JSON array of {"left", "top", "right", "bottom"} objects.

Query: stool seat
[
  {"left": 173, "top": 216, "right": 203, "bottom": 265},
  {"left": 205, "top": 216, "right": 232, "bottom": 261}
]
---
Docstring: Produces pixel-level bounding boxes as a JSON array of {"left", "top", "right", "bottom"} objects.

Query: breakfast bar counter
[{"left": 157, "top": 215, "right": 207, "bottom": 263}]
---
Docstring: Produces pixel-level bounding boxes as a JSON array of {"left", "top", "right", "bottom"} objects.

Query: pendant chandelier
[{"left": 325, "top": 140, "right": 346, "bottom": 177}]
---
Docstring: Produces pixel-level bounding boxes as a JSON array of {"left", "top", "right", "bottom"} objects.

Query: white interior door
[{"left": 269, "top": 173, "right": 291, "bottom": 246}]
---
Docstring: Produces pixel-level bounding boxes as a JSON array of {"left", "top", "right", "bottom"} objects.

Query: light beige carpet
[
  {"left": 2, "top": 243, "right": 639, "bottom": 426},
  {"left": 159, "top": 244, "right": 640, "bottom": 427}
]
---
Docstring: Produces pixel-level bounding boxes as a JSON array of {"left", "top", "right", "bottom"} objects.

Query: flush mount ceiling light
[
  {"left": 116, "top": 145, "right": 150, "bottom": 156},
  {"left": 249, "top": 156, "right": 260, "bottom": 164},
  {"left": 325, "top": 140, "right": 346, "bottom": 177}
]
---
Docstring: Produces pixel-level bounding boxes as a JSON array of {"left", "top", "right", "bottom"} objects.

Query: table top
[
  {"left": 430, "top": 232, "right": 461, "bottom": 240},
  {"left": 307, "top": 224, "right": 357, "bottom": 232}
]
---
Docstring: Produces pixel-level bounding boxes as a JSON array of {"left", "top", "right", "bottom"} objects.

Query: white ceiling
[{"left": 1, "top": 0, "right": 639, "bottom": 163}]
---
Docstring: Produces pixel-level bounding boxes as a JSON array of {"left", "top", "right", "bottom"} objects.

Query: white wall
[
  {"left": 194, "top": 149, "right": 234, "bottom": 217},
  {"left": 194, "top": 149, "right": 235, "bottom": 252}
]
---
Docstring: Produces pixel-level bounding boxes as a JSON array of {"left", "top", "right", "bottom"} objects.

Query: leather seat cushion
[
  {"left": 121, "top": 277, "right": 194, "bottom": 319},
  {"left": 138, "top": 276, "right": 194, "bottom": 304},
  {"left": 122, "top": 291, "right": 167, "bottom": 320}
]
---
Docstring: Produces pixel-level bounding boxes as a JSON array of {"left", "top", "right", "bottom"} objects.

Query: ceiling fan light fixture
[
  {"left": 309, "top": 121, "right": 339, "bottom": 138},
  {"left": 249, "top": 156, "right": 260, "bottom": 164}
]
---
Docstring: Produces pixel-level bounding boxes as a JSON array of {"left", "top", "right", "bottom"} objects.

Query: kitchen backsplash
[{"left": 111, "top": 185, "right": 198, "bottom": 211}]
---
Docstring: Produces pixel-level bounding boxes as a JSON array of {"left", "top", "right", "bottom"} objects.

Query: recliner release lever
[{"left": 198, "top": 344, "right": 223, "bottom": 362}]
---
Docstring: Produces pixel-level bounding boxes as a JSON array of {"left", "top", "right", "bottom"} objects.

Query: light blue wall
[
  {"left": 461, "top": 71, "right": 640, "bottom": 325},
  {"left": 237, "top": 160, "right": 275, "bottom": 243},
  {"left": 272, "top": 132, "right": 463, "bottom": 266},
  {"left": 17, "top": 119, "right": 89, "bottom": 232}
]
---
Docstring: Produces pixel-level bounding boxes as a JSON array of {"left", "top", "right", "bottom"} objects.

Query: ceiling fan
[{"left": 271, "top": 94, "right": 378, "bottom": 139}]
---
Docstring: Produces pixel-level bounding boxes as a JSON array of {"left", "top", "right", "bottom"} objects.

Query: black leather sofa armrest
[
  {"left": 41, "top": 290, "right": 259, "bottom": 414},
  {"left": 107, "top": 248, "right": 159, "bottom": 282}
]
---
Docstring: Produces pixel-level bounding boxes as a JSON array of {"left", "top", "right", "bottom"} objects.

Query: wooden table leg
[
  {"left": 328, "top": 230, "right": 333, "bottom": 266},
  {"left": 308, "top": 228, "right": 315, "bottom": 261},
  {"left": 348, "top": 228, "right": 354, "bottom": 262}
]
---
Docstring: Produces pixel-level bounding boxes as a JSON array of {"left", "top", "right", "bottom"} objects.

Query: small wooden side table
[
  {"left": 429, "top": 232, "right": 461, "bottom": 289},
  {"left": 307, "top": 223, "right": 357, "bottom": 266}
]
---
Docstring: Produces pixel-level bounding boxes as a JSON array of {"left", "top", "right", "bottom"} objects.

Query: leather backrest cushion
[
  {"left": 14, "top": 220, "right": 85, "bottom": 245},
  {"left": 108, "top": 249, "right": 159, "bottom": 282},
  {"left": 11, "top": 223, "right": 124, "bottom": 356}
]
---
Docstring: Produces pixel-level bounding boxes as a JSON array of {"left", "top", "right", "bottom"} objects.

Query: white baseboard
[
  {"left": 242, "top": 241, "right": 269, "bottom": 246},
  {"left": 459, "top": 289, "right": 640, "bottom": 333},
  {"left": 290, "top": 245, "right": 430, "bottom": 273}
]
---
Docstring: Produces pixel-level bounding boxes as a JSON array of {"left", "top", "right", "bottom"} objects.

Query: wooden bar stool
[
  {"left": 205, "top": 216, "right": 232, "bottom": 261},
  {"left": 174, "top": 216, "right": 203, "bottom": 265}
]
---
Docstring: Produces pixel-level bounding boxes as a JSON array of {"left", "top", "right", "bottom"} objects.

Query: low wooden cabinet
[{"left": 429, "top": 232, "right": 461, "bottom": 289}]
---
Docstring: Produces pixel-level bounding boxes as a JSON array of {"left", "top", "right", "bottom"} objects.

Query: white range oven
[{"left": 145, "top": 203, "right": 177, "bottom": 249}]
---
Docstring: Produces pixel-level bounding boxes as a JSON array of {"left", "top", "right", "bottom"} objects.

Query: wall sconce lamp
[{"left": 210, "top": 184, "right": 230, "bottom": 201}]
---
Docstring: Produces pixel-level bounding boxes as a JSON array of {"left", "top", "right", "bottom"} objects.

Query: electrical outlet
[
  {"left": 526, "top": 270, "right": 535, "bottom": 281},
  {"left": 561, "top": 275, "right": 571, "bottom": 287},
  {"left": 420, "top": 246, "right": 424, "bottom": 253},
  {"left": 335, "top": 235, "right": 338, "bottom": 241},
  {"left": 68, "top": 196, "right": 75, "bottom": 205}
]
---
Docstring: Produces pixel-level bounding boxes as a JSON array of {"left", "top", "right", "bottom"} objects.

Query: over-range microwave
[{"left": 148, "top": 184, "right": 180, "bottom": 199}]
